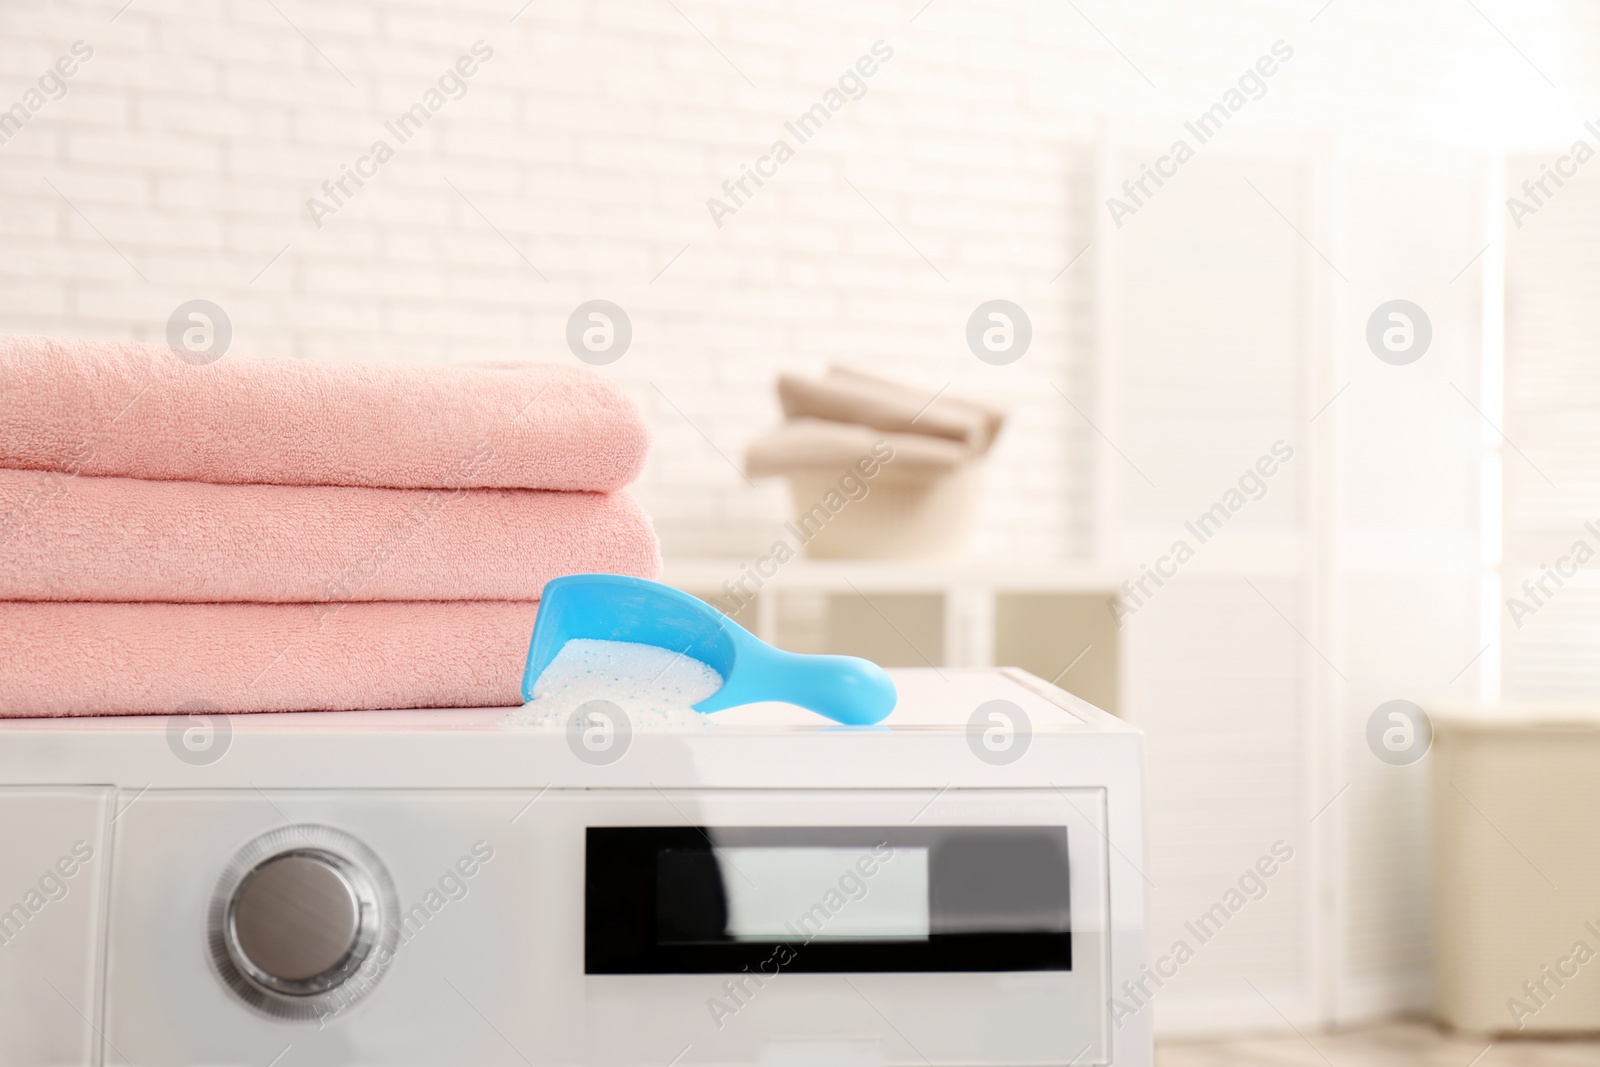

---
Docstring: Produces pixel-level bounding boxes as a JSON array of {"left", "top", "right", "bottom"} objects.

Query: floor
[{"left": 1156, "top": 1021, "right": 1600, "bottom": 1066}]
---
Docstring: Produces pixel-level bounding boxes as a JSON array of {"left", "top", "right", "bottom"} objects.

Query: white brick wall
[{"left": 3, "top": 0, "right": 1596, "bottom": 557}]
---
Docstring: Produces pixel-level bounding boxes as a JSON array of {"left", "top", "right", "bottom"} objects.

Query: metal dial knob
[
  {"left": 209, "top": 825, "right": 400, "bottom": 1023},
  {"left": 210, "top": 826, "right": 397, "bottom": 1021},
  {"left": 226, "top": 849, "right": 376, "bottom": 996}
]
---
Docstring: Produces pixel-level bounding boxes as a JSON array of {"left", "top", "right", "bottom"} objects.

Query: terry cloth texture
[
  {"left": 0, "top": 600, "right": 535, "bottom": 716},
  {"left": 0, "top": 469, "right": 658, "bottom": 604},
  {"left": 0, "top": 336, "right": 661, "bottom": 716},
  {"left": 0, "top": 334, "right": 649, "bottom": 491}
]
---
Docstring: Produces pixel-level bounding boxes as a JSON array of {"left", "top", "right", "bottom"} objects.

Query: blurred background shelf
[{"left": 663, "top": 557, "right": 1121, "bottom": 715}]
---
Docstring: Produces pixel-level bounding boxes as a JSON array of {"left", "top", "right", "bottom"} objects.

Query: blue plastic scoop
[{"left": 521, "top": 574, "right": 897, "bottom": 725}]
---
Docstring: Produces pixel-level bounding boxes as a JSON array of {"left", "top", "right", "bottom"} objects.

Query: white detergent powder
[{"left": 504, "top": 638, "right": 723, "bottom": 729}]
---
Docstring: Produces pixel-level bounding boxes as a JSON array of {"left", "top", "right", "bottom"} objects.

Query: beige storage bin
[
  {"left": 785, "top": 462, "right": 982, "bottom": 560},
  {"left": 1433, "top": 708, "right": 1600, "bottom": 1034}
]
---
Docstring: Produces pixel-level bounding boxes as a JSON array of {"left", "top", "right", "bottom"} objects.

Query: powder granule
[{"left": 504, "top": 638, "right": 723, "bottom": 729}]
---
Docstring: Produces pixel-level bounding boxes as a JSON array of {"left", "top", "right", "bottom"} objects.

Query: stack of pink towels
[{"left": 0, "top": 336, "right": 659, "bottom": 716}]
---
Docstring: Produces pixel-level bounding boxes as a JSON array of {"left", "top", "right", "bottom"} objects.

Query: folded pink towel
[
  {"left": 0, "top": 469, "right": 659, "bottom": 603},
  {"left": 0, "top": 600, "right": 536, "bottom": 716},
  {"left": 0, "top": 335, "right": 648, "bottom": 491}
]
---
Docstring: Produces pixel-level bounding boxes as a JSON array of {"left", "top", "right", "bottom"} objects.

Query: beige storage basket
[
  {"left": 1433, "top": 708, "right": 1600, "bottom": 1034},
  {"left": 784, "top": 462, "right": 982, "bottom": 560}
]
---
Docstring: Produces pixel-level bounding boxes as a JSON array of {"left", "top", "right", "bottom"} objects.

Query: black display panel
[{"left": 586, "top": 826, "right": 1070, "bottom": 974}]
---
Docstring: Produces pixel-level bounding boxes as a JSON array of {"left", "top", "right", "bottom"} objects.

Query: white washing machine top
[
  {"left": 0, "top": 668, "right": 1135, "bottom": 788},
  {"left": 0, "top": 668, "right": 1151, "bottom": 1067}
]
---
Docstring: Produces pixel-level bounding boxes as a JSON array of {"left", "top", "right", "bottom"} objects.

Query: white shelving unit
[{"left": 662, "top": 557, "right": 1123, "bottom": 714}]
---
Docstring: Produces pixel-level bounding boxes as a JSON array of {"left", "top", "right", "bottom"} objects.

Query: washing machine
[{"left": 0, "top": 668, "right": 1149, "bottom": 1066}]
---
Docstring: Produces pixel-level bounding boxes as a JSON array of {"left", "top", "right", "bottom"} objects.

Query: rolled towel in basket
[
  {"left": 0, "top": 335, "right": 648, "bottom": 492},
  {"left": 744, "top": 417, "right": 969, "bottom": 482},
  {"left": 0, "top": 469, "right": 659, "bottom": 603},
  {"left": 0, "top": 600, "right": 537, "bottom": 716},
  {"left": 778, "top": 366, "right": 1004, "bottom": 452}
]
